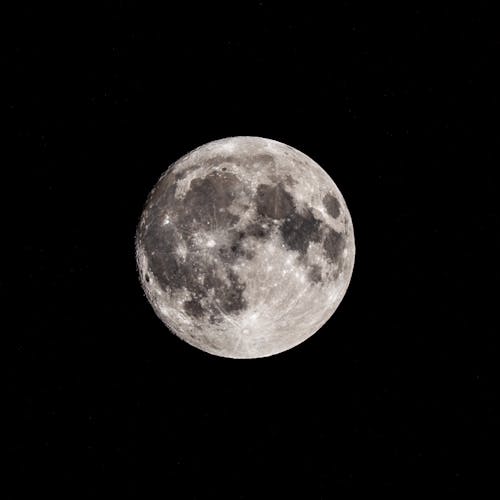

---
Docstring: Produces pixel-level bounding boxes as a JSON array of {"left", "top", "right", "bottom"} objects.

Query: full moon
[{"left": 135, "top": 136, "right": 355, "bottom": 358}]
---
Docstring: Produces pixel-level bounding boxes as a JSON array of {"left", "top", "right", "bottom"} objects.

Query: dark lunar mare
[
  {"left": 176, "top": 171, "right": 241, "bottom": 230},
  {"left": 139, "top": 169, "right": 251, "bottom": 323},
  {"left": 323, "top": 193, "right": 341, "bottom": 219},
  {"left": 255, "top": 181, "right": 324, "bottom": 259},
  {"left": 142, "top": 225, "right": 248, "bottom": 323},
  {"left": 255, "top": 182, "right": 295, "bottom": 219},
  {"left": 308, "top": 264, "right": 323, "bottom": 283},
  {"left": 323, "top": 227, "right": 346, "bottom": 278},
  {"left": 139, "top": 161, "right": 349, "bottom": 324},
  {"left": 280, "top": 209, "right": 322, "bottom": 256}
]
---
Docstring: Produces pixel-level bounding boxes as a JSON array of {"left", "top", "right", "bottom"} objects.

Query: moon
[{"left": 135, "top": 136, "right": 355, "bottom": 358}]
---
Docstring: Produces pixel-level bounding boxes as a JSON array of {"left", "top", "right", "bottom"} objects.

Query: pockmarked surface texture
[{"left": 135, "top": 137, "right": 355, "bottom": 358}]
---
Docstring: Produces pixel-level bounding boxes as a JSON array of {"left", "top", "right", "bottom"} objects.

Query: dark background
[{"left": 7, "top": 1, "right": 498, "bottom": 497}]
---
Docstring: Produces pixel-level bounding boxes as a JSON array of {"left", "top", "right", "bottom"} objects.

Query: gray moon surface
[{"left": 135, "top": 136, "right": 355, "bottom": 358}]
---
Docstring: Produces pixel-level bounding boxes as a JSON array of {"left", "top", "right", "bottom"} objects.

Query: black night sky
[{"left": 8, "top": 1, "right": 498, "bottom": 497}]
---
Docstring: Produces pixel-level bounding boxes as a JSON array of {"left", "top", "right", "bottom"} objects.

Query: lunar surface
[{"left": 135, "top": 136, "right": 355, "bottom": 358}]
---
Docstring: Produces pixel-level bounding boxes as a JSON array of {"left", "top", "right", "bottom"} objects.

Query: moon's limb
[{"left": 135, "top": 136, "right": 355, "bottom": 358}]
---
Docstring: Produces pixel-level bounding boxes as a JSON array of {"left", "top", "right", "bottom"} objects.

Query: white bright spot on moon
[{"left": 176, "top": 245, "right": 187, "bottom": 260}]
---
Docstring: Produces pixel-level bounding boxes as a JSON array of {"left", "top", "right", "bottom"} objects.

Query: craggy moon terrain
[{"left": 135, "top": 136, "right": 355, "bottom": 358}]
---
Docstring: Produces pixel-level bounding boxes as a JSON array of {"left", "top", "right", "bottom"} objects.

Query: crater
[{"left": 323, "top": 193, "right": 341, "bottom": 219}]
